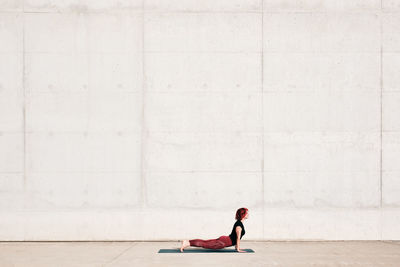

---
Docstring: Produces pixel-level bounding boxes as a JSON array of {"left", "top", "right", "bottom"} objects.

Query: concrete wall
[{"left": 0, "top": 0, "right": 399, "bottom": 241}]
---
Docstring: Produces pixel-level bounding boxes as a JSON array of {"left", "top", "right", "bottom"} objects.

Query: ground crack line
[{"left": 102, "top": 243, "right": 138, "bottom": 267}]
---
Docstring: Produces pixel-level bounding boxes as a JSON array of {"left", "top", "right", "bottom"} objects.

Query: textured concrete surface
[
  {"left": 1, "top": 0, "right": 400, "bottom": 241},
  {"left": 1, "top": 241, "right": 400, "bottom": 267}
]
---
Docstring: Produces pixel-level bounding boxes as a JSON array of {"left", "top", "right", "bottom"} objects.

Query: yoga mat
[{"left": 158, "top": 248, "right": 255, "bottom": 253}]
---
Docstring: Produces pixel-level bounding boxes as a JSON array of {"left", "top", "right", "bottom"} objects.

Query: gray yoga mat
[{"left": 158, "top": 248, "right": 255, "bottom": 253}]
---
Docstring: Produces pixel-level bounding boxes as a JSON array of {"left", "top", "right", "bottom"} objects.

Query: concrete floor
[{"left": 1, "top": 241, "right": 400, "bottom": 267}]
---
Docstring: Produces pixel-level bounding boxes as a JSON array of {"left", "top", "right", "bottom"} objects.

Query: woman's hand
[{"left": 235, "top": 245, "right": 247, "bottom": 252}]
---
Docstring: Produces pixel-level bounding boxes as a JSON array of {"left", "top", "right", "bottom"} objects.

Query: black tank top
[{"left": 228, "top": 220, "right": 245, "bottom": 245}]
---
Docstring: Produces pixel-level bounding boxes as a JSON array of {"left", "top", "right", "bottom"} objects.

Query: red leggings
[{"left": 189, "top": 235, "right": 233, "bottom": 249}]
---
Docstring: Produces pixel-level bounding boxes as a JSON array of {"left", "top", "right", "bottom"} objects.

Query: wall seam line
[
  {"left": 380, "top": 0, "right": 383, "bottom": 208},
  {"left": 261, "top": 0, "right": 265, "bottom": 240},
  {"left": 22, "top": 5, "right": 26, "bottom": 191},
  {"left": 379, "top": 0, "right": 383, "bottom": 241},
  {"left": 140, "top": 0, "right": 147, "bottom": 209},
  {"left": 22, "top": 2, "right": 27, "bottom": 241}
]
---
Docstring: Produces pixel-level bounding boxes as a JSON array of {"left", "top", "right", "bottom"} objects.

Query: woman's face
[{"left": 244, "top": 211, "right": 249, "bottom": 219}]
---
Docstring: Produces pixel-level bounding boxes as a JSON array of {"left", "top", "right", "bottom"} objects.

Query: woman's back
[{"left": 229, "top": 220, "right": 245, "bottom": 245}]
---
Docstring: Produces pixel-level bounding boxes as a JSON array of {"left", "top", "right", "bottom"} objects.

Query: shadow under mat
[{"left": 158, "top": 248, "right": 255, "bottom": 253}]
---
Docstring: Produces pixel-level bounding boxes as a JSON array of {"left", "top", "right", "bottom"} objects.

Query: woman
[{"left": 179, "top": 207, "right": 249, "bottom": 252}]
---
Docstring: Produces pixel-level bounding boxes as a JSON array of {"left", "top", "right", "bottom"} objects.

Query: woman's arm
[{"left": 234, "top": 226, "right": 246, "bottom": 252}]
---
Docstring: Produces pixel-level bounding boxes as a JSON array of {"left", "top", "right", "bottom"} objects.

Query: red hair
[{"left": 235, "top": 207, "right": 248, "bottom": 220}]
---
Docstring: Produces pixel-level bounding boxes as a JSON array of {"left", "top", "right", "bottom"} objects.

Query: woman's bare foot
[{"left": 180, "top": 240, "right": 190, "bottom": 252}]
